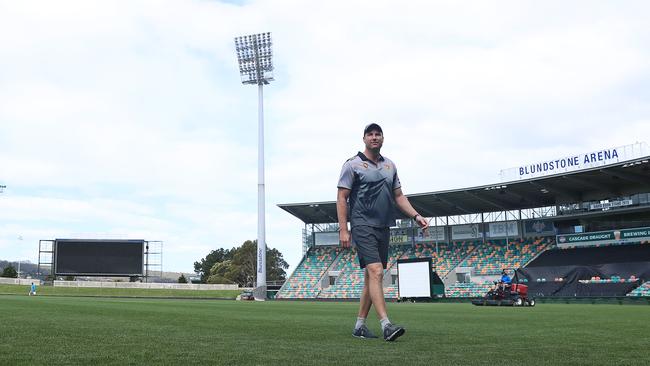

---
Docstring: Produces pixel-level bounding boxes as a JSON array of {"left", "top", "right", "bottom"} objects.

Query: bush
[
  {"left": 206, "top": 275, "right": 234, "bottom": 284},
  {"left": 178, "top": 274, "right": 188, "bottom": 283},
  {"left": 1, "top": 266, "right": 18, "bottom": 278}
]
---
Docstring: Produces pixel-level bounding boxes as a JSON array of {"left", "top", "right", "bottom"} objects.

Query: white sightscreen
[{"left": 397, "top": 260, "right": 431, "bottom": 298}]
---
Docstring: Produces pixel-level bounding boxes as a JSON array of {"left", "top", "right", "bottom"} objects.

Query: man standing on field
[{"left": 337, "top": 123, "right": 429, "bottom": 341}]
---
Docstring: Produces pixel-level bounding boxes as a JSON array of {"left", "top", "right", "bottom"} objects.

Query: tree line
[
  {"left": 0, "top": 260, "right": 39, "bottom": 278},
  {"left": 1, "top": 265, "right": 18, "bottom": 278},
  {"left": 193, "top": 240, "right": 288, "bottom": 287}
]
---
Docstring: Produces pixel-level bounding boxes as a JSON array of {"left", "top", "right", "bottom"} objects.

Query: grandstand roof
[{"left": 278, "top": 156, "right": 650, "bottom": 224}]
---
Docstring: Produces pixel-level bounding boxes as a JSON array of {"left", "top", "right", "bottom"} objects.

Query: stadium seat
[
  {"left": 401, "top": 241, "right": 477, "bottom": 277},
  {"left": 445, "top": 282, "right": 492, "bottom": 298},
  {"left": 458, "top": 237, "right": 552, "bottom": 275},
  {"left": 275, "top": 246, "right": 340, "bottom": 299},
  {"left": 626, "top": 281, "right": 650, "bottom": 297}
]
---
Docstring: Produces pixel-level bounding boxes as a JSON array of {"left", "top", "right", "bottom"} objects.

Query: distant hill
[
  {"left": 0, "top": 260, "right": 42, "bottom": 277},
  {"left": 157, "top": 271, "right": 198, "bottom": 283}
]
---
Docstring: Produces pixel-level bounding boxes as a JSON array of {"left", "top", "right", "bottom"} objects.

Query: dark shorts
[{"left": 351, "top": 225, "right": 390, "bottom": 269}]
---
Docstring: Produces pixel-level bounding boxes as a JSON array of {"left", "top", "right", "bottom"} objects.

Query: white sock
[
  {"left": 380, "top": 317, "right": 391, "bottom": 330},
  {"left": 355, "top": 317, "right": 366, "bottom": 330}
]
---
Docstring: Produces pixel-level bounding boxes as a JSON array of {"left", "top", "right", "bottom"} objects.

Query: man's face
[{"left": 363, "top": 130, "right": 384, "bottom": 151}]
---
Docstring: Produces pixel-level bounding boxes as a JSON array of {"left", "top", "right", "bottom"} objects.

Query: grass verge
[{"left": 0, "top": 284, "right": 240, "bottom": 299}]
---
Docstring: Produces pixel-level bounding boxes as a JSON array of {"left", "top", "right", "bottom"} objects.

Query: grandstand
[
  {"left": 458, "top": 237, "right": 552, "bottom": 275},
  {"left": 628, "top": 281, "right": 650, "bottom": 297},
  {"left": 445, "top": 281, "right": 493, "bottom": 298},
  {"left": 316, "top": 248, "right": 363, "bottom": 299},
  {"left": 277, "top": 144, "right": 650, "bottom": 300},
  {"left": 275, "top": 246, "right": 339, "bottom": 299},
  {"left": 403, "top": 240, "right": 477, "bottom": 276}
]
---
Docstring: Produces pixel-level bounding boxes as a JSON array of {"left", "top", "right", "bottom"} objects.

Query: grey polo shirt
[{"left": 337, "top": 152, "right": 401, "bottom": 228}]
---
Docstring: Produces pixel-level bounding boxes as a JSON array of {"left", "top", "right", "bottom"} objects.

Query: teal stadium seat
[
  {"left": 403, "top": 241, "right": 477, "bottom": 277},
  {"left": 459, "top": 237, "right": 552, "bottom": 275},
  {"left": 626, "top": 281, "right": 650, "bottom": 297},
  {"left": 445, "top": 282, "right": 492, "bottom": 298},
  {"left": 275, "top": 246, "right": 340, "bottom": 299},
  {"left": 318, "top": 248, "right": 365, "bottom": 299}
]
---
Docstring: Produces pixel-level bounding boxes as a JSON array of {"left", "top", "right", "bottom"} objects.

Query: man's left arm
[{"left": 394, "top": 188, "right": 429, "bottom": 232}]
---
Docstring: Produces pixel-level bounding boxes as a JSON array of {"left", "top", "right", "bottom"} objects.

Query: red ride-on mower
[{"left": 472, "top": 282, "right": 536, "bottom": 307}]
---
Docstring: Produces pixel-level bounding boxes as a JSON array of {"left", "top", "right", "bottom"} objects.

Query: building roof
[{"left": 278, "top": 156, "right": 650, "bottom": 224}]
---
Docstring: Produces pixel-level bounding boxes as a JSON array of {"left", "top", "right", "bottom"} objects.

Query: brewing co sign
[{"left": 556, "top": 227, "right": 650, "bottom": 248}]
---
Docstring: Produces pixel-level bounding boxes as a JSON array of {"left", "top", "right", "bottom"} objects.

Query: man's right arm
[{"left": 337, "top": 187, "right": 351, "bottom": 248}]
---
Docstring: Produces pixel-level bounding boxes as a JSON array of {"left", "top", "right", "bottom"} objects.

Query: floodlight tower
[{"left": 234, "top": 32, "right": 274, "bottom": 301}]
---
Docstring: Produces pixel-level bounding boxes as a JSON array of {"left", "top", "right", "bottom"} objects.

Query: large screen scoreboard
[{"left": 54, "top": 239, "right": 145, "bottom": 276}]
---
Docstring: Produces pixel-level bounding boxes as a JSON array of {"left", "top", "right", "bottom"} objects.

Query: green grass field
[
  {"left": 1, "top": 295, "right": 648, "bottom": 366},
  {"left": 0, "top": 284, "right": 240, "bottom": 299}
]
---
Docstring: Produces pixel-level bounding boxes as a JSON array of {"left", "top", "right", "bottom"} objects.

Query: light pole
[
  {"left": 16, "top": 235, "right": 23, "bottom": 279},
  {"left": 234, "top": 32, "right": 274, "bottom": 301},
  {"left": 0, "top": 186, "right": 11, "bottom": 277}
]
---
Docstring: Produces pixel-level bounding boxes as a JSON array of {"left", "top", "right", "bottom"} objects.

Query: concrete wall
[
  {"left": 53, "top": 281, "right": 238, "bottom": 290},
  {"left": 0, "top": 278, "right": 42, "bottom": 285}
]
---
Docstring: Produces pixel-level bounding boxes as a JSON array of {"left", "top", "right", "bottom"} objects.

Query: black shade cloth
[{"left": 517, "top": 244, "right": 650, "bottom": 297}]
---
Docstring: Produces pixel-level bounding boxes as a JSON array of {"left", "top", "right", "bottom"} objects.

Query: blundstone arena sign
[{"left": 499, "top": 142, "right": 648, "bottom": 181}]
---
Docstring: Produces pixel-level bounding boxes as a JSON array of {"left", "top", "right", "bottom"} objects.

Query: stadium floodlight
[
  {"left": 235, "top": 32, "right": 274, "bottom": 85},
  {"left": 234, "top": 32, "right": 274, "bottom": 301}
]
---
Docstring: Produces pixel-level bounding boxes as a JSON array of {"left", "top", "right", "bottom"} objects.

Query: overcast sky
[{"left": 1, "top": 0, "right": 649, "bottom": 273}]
